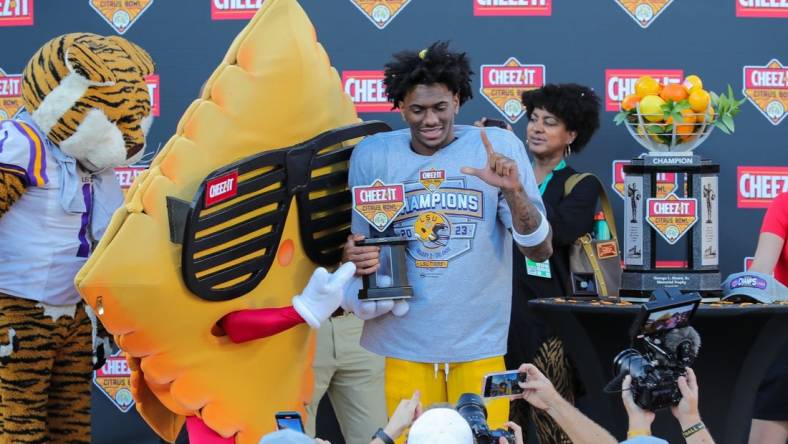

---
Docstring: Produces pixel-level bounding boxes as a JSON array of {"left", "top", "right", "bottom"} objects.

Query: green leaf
[
  {"left": 614, "top": 112, "right": 629, "bottom": 126},
  {"left": 722, "top": 114, "right": 735, "bottom": 131}
]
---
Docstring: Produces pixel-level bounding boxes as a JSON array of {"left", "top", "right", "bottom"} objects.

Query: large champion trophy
[
  {"left": 352, "top": 179, "right": 413, "bottom": 301},
  {"left": 618, "top": 90, "right": 721, "bottom": 298}
]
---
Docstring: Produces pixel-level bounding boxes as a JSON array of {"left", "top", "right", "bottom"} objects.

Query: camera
[
  {"left": 455, "top": 393, "right": 514, "bottom": 444},
  {"left": 607, "top": 289, "right": 702, "bottom": 411}
]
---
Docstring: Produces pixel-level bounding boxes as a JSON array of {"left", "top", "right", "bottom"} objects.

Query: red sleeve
[
  {"left": 219, "top": 306, "right": 305, "bottom": 343},
  {"left": 761, "top": 192, "right": 788, "bottom": 240}
]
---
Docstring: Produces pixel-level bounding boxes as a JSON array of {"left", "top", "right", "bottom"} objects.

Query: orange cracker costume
[{"left": 74, "top": 0, "right": 383, "bottom": 442}]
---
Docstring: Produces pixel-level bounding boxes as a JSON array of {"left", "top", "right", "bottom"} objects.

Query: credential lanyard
[{"left": 525, "top": 159, "right": 565, "bottom": 279}]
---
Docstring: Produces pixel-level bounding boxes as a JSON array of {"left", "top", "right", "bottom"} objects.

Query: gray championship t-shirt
[{"left": 349, "top": 125, "right": 545, "bottom": 363}]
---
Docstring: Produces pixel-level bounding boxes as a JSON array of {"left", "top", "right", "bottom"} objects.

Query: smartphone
[
  {"left": 275, "top": 411, "right": 304, "bottom": 433},
  {"left": 482, "top": 118, "right": 509, "bottom": 129},
  {"left": 482, "top": 370, "right": 526, "bottom": 399}
]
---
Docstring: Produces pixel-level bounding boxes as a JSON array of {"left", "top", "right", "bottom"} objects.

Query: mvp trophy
[
  {"left": 352, "top": 179, "right": 413, "bottom": 301},
  {"left": 619, "top": 106, "right": 721, "bottom": 298}
]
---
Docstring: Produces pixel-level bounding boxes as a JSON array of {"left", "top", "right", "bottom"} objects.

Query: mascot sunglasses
[{"left": 168, "top": 121, "right": 390, "bottom": 302}]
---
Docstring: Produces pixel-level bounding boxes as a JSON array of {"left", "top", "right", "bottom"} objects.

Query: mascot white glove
[
  {"left": 341, "top": 274, "right": 410, "bottom": 320},
  {"left": 292, "top": 262, "right": 357, "bottom": 328}
]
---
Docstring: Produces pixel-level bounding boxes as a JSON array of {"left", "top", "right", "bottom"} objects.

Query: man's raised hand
[{"left": 460, "top": 128, "right": 521, "bottom": 193}]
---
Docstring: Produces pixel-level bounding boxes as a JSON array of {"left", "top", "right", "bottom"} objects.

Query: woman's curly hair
[
  {"left": 383, "top": 41, "right": 474, "bottom": 109},
  {"left": 521, "top": 83, "right": 601, "bottom": 153}
]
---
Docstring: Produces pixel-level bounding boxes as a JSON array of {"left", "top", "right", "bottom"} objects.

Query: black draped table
[{"left": 528, "top": 298, "right": 788, "bottom": 444}]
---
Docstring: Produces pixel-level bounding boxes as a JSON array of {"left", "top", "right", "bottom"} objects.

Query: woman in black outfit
[{"left": 506, "top": 84, "right": 602, "bottom": 443}]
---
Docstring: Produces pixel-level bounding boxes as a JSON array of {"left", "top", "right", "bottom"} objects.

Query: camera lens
[{"left": 613, "top": 348, "right": 651, "bottom": 381}]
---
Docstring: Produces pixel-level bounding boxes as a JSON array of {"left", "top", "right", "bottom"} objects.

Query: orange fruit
[
  {"left": 635, "top": 76, "right": 661, "bottom": 98},
  {"left": 688, "top": 89, "right": 711, "bottom": 113},
  {"left": 639, "top": 95, "right": 666, "bottom": 122},
  {"left": 621, "top": 94, "right": 641, "bottom": 111},
  {"left": 683, "top": 75, "right": 703, "bottom": 93},
  {"left": 660, "top": 83, "right": 689, "bottom": 102}
]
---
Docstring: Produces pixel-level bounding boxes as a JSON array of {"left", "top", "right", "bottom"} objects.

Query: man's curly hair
[
  {"left": 383, "top": 41, "right": 473, "bottom": 109},
  {"left": 521, "top": 83, "right": 601, "bottom": 153}
]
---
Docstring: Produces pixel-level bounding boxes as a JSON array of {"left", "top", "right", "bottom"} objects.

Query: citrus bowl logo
[
  {"left": 419, "top": 169, "right": 445, "bottom": 192},
  {"left": 612, "top": 160, "right": 677, "bottom": 199},
  {"left": 93, "top": 350, "right": 135, "bottom": 413},
  {"left": 352, "top": 180, "right": 406, "bottom": 232},
  {"left": 342, "top": 71, "right": 392, "bottom": 113},
  {"left": 211, "top": 0, "right": 263, "bottom": 20},
  {"left": 473, "top": 0, "right": 551, "bottom": 16},
  {"left": 736, "top": 0, "right": 788, "bottom": 17},
  {"left": 89, "top": 0, "right": 154, "bottom": 34},
  {"left": 737, "top": 166, "right": 788, "bottom": 208},
  {"left": 349, "top": 0, "right": 412, "bottom": 29},
  {"left": 605, "top": 69, "right": 682, "bottom": 111},
  {"left": 480, "top": 57, "right": 545, "bottom": 124},
  {"left": 0, "top": 69, "right": 23, "bottom": 120},
  {"left": 646, "top": 193, "right": 697, "bottom": 245},
  {"left": 614, "top": 0, "right": 675, "bottom": 28},
  {"left": 0, "top": 0, "right": 33, "bottom": 27},
  {"left": 742, "top": 59, "right": 788, "bottom": 125},
  {"left": 145, "top": 74, "right": 160, "bottom": 117}
]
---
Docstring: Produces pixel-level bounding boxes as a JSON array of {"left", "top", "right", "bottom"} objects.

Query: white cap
[{"left": 407, "top": 408, "right": 473, "bottom": 444}]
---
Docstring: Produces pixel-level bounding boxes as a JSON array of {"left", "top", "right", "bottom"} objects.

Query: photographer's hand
[
  {"left": 378, "top": 390, "right": 422, "bottom": 442},
  {"left": 621, "top": 375, "right": 655, "bottom": 436},
  {"left": 516, "top": 363, "right": 562, "bottom": 410},
  {"left": 671, "top": 367, "right": 700, "bottom": 426},
  {"left": 671, "top": 368, "right": 715, "bottom": 443},
  {"left": 500, "top": 421, "right": 524, "bottom": 444},
  {"left": 516, "top": 364, "right": 617, "bottom": 444}
]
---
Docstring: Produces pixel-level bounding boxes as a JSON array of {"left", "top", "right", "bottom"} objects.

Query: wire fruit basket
[{"left": 624, "top": 105, "right": 716, "bottom": 153}]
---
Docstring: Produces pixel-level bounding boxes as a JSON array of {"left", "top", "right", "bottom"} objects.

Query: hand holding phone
[
  {"left": 482, "top": 370, "right": 526, "bottom": 399},
  {"left": 275, "top": 411, "right": 304, "bottom": 433}
]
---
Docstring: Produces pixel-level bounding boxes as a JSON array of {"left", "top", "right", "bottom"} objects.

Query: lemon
[
  {"left": 683, "top": 75, "right": 703, "bottom": 93},
  {"left": 639, "top": 95, "right": 666, "bottom": 122},
  {"left": 635, "top": 76, "right": 661, "bottom": 98},
  {"left": 688, "top": 89, "right": 711, "bottom": 113}
]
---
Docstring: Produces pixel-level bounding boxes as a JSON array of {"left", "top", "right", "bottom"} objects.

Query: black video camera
[
  {"left": 607, "top": 289, "right": 702, "bottom": 411},
  {"left": 456, "top": 393, "right": 514, "bottom": 444}
]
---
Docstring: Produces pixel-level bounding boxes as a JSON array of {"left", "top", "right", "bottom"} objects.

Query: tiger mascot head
[{"left": 22, "top": 33, "right": 155, "bottom": 172}]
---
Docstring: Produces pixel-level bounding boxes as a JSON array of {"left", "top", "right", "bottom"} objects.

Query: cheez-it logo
[
  {"left": 605, "top": 69, "right": 683, "bottom": 112},
  {"left": 211, "top": 0, "right": 263, "bottom": 21},
  {"left": 0, "top": 0, "right": 33, "bottom": 27},
  {"left": 0, "top": 68, "right": 23, "bottom": 120},
  {"left": 480, "top": 57, "right": 545, "bottom": 124},
  {"left": 473, "top": 0, "right": 552, "bottom": 16},
  {"left": 737, "top": 166, "right": 788, "bottom": 208},
  {"left": 736, "top": 0, "right": 788, "bottom": 17},
  {"left": 742, "top": 59, "right": 788, "bottom": 125},
  {"left": 89, "top": 0, "right": 154, "bottom": 35},
  {"left": 614, "top": 0, "right": 675, "bottom": 28},
  {"left": 349, "top": 0, "right": 411, "bottom": 29},
  {"left": 342, "top": 71, "right": 393, "bottom": 113},
  {"left": 205, "top": 170, "right": 239, "bottom": 207}
]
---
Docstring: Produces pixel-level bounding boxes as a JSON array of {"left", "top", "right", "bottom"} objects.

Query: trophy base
[
  {"left": 358, "top": 286, "right": 413, "bottom": 301},
  {"left": 620, "top": 270, "right": 722, "bottom": 299}
]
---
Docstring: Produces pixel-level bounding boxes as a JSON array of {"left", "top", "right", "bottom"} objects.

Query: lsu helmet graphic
[{"left": 415, "top": 211, "right": 451, "bottom": 248}]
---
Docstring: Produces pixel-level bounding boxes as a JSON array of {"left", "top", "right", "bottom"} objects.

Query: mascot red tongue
[{"left": 75, "top": 0, "right": 361, "bottom": 442}]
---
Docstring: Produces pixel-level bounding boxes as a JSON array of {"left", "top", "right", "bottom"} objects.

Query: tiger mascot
[{"left": 0, "top": 33, "right": 154, "bottom": 443}]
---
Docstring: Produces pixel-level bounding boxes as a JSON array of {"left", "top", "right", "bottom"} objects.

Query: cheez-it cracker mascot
[{"left": 75, "top": 0, "right": 365, "bottom": 443}]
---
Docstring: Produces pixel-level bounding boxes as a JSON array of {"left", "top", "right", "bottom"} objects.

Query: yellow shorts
[{"left": 384, "top": 355, "right": 509, "bottom": 443}]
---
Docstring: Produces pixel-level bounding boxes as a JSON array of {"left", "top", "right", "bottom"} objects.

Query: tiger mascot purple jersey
[{"left": 0, "top": 33, "right": 154, "bottom": 443}]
